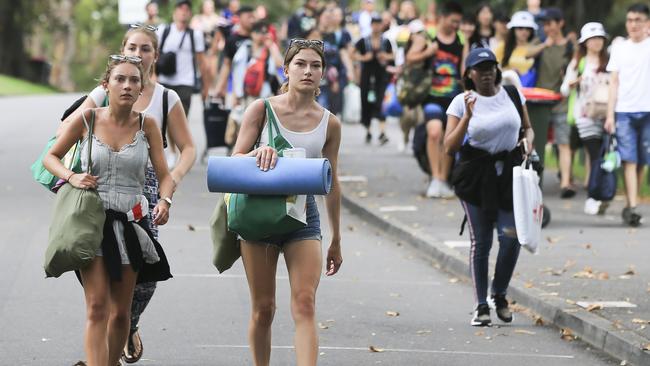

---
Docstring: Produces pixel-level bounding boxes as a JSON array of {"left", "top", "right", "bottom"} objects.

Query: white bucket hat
[
  {"left": 578, "top": 22, "right": 608, "bottom": 43},
  {"left": 507, "top": 11, "right": 538, "bottom": 30}
]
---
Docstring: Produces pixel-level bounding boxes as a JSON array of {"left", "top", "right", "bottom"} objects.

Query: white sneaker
[
  {"left": 584, "top": 198, "right": 601, "bottom": 215},
  {"left": 438, "top": 181, "right": 456, "bottom": 199},
  {"left": 426, "top": 179, "right": 440, "bottom": 198}
]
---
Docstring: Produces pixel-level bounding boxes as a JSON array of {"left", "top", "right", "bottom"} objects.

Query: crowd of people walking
[{"left": 37, "top": 0, "right": 650, "bottom": 365}]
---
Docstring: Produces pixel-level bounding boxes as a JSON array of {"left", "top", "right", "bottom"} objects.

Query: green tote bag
[
  {"left": 45, "top": 110, "right": 106, "bottom": 278},
  {"left": 226, "top": 99, "right": 307, "bottom": 241},
  {"left": 209, "top": 194, "right": 240, "bottom": 273}
]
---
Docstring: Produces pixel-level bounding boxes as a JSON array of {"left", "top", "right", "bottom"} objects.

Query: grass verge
[{"left": 0, "top": 74, "right": 57, "bottom": 96}]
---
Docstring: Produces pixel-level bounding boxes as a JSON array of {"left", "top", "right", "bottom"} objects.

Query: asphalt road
[{"left": 0, "top": 95, "right": 619, "bottom": 365}]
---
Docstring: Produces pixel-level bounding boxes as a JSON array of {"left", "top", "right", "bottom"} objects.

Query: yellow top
[{"left": 495, "top": 41, "right": 535, "bottom": 75}]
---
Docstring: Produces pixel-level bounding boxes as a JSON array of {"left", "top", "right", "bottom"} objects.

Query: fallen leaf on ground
[
  {"left": 449, "top": 278, "right": 459, "bottom": 284},
  {"left": 534, "top": 316, "right": 545, "bottom": 326},
  {"left": 624, "top": 266, "right": 636, "bottom": 276},
  {"left": 514, "top": 329, "right": 536, "bottom": 335},
  {"left": 358, "top": 191, "right": 368, "bottom": 198},
  {"left": 474, "top": 331, "right": 485, "bottom": 336},
  {"left": 632, "top": 318, "right": 650, "bottom": 324},
  {"left": 416, "top": 330, "right": 432, "bottom": 335},
  {"left": 318, "top": 322, "right": 329, "bottom": 329},
  {"left": 369, "top": 346, "right": 384, "bottom": 353},
  {"left": 389, "top": 293, "right": 400, "bottom": 298},
  {"left": 560, "top": 328, "right": 575, "bottom": 341},
  {"left": 598, "top": 272, "right": 610, "bottom": 280},
  {"left": 584, "top": 243, "right": 592, "bottom": 249},
  {"left": 586, "top": 304, "right": 603, "bottom": 312},
  {"left": 564, "top": 260, "right": 577, "bottom": 270},
  {"left": 642, "top": 343, "right": 650, "bottom": 351},
  {"left": 619, "top": 275, "right": 632, "bottom": 280},
  {"left": 546, "top": 236, "right": 561, "bottom": 244},
  {"left": 446, "top": 212, "right": 455, "bottom": 217},
  {"left": 187, "top": 224, "right": 195, "bottom": 231},
  {"left": 546, "top": 282, "right": 561, "bottom": 287},
  {"left": 524, "top": 282, "right": 534, "bottom": 288},
  {"left": 385, "top": 311, "right": 400, "bottom": 317},
  {"left": 620, "top": 361, "right": 628, "bottom": 366},
  {"left": 612, "top": 320, "right": 624, "bottom": 330},
  {"left": 573, "top": 267, "right": 595, "bottom": 279},
  {"left": 566, "top": 299, "right": 577, "bottom": 305}
]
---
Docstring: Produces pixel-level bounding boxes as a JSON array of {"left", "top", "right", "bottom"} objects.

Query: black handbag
[
  {"left": 203, "top": 98, "right": 230, "bottom": 148},
  {"left": 156, "top": 25, "right": 192, "bottom": 76}
]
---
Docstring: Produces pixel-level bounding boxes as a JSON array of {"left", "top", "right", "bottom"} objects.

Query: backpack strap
[
  {"left": 161, "top": 88, "right": 169, "bottom": 148},
  {"left": 188, "top": 27, "right": 198, "bottom": 88},
  {"left": 160, "top": 24, "right": 172, "bottom": 51},
  {"left": 503, "top": 84, "right": 525, "bottom": 141}
]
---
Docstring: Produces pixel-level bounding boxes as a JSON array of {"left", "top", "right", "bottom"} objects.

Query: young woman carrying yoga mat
[{"left": 231, "top": 38, "right": 343, "bottom": 366}]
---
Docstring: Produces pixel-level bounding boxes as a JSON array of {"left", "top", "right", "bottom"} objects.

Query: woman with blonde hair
[{"left": 231, "top": 38, "right": 343, "bottom": 366}]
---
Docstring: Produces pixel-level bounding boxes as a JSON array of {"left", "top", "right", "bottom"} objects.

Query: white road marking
[
  {"left": 339, "top": 175, "right": 369, "bottom": 183},
  {"left": 174, "top": 273, "right": 441, "bottom": 286},
  {"left": 444, "top": 240, "right": 471, "bottom": 248},
  {"left": 379, "top": 206, "right": 418, "bottom": 212},
  {"left": 196, "top": 345, "right": 575, "bottom": 359},
  {"left": 577, "top": 301, "right": 637, "bottom": 309}
]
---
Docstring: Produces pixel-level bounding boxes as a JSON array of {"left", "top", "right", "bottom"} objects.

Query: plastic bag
[
  {"left": 342, "top": 83, "right": 361, "bottom": 124},
  {"left": 512, "top": 159, "right": 543, "bottom": 253}
]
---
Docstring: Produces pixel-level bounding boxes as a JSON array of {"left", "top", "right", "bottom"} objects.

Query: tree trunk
[
  {"left": 0, "top": 1, "right": 28, "bottom": 76},
  {"left": 48, "top": 0, "right": 77, "bottom": 91}
]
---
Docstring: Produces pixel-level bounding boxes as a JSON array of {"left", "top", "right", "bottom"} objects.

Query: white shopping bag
[
  {"left": 512, "top": 159, "right": 543, "bottom": 253},
  {"left": 342, "top": 83, "right": 361, "bottom": 124}
]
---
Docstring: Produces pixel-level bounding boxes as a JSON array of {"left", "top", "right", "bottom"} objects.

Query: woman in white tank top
[{"left": 232, "top": 39, "right": 343, "bottom": 366}]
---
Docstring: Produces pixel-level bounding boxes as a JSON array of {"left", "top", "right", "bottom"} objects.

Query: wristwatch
[{"left": 161, "top": 197, "right": 173, "bottom": 207}]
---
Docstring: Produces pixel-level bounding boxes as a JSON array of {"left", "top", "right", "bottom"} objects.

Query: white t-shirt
[
  {"left": 606, "top": 37, "right": 650, "bottom": 113},
  {"left": 446, "top": 86, "right": 526, "bottom": 154},
  {"left": 89, "top": 83, "right": 181, "bottom": 129},
  {"left": 358, "top": 11, "right": 372, "bottom": 38},
  {"left": 156, "top": 24, "right": 205, "bottom": 87}
]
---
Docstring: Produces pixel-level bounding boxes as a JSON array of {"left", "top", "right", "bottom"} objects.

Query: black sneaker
[
  {"left": 378, "top": 133, "right": 389, "bottom": 145},
  {"left": 471, "top": 304, "right": 491, "bottom": 327},
  {"left": 365, "top": 132, "right": 372, "bottom": 144},
  {"left": 622, "top": 207, "right": 642, "bottom": 227},
  {"left": 560, "top": 187, "right": 576, "bottom": 199},
  {"left": 491, "top": 294, "right": 513, "bottom": 323}
]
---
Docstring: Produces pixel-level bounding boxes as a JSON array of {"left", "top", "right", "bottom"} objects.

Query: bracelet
[{"left": 65, "top": 172, "right": 75, "bottom": 182}]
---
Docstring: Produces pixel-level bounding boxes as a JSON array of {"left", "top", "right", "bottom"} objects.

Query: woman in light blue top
[{"left": 43, "top": 56, "right": 175, "bottom": 366}]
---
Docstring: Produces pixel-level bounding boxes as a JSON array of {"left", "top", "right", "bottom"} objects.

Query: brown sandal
[{"left": 122, "top": 327, "right": 143, "bottom": 364}]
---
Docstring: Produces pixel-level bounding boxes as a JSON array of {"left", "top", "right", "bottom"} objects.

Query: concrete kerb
[{"left": 341, "top": 193, "right": 650, "bottom": 366}]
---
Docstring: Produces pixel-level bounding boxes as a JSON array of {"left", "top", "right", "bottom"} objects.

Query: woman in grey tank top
[
  {"left": 231, "top": 39, "right": 343, "bottom": 366},
  {"left": 43, "top": 57, "right": 176, "bottom": 366}
]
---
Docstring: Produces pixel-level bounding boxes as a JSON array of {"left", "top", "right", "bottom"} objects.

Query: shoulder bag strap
[
  {"left": 161, "top": 88, "right": 169, "bottom": 148},
  {"left": 160, "top": 24, "right": 172, "bottom": 51},
  {"left": 263, "top": 99, "right": 277, "bottom": 149},
  {"left": 86, "top": 109, "right": 95, "bottom": 175},
  {"left": 188, "top": 28, "right": 197, "bottom": 83},
  {"left": 503, "top": 85, "right": 524, "bottom": 124}
]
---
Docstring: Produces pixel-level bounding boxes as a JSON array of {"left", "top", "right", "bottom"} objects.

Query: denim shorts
[
  {"left": 552, "top": 112, "right": 571, "bottom": 145},
  {"left": 615, "top": 112, "right": 650, "bottom": 165},
  {"left": 249, "top": 195, "right": 322, "bottom": 249}
]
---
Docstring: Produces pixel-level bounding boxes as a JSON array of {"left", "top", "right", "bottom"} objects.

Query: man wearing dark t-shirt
[
  {"left": 287, "top": 0, "right": 320, "bottom": 40},
  {"left": 406, "top": 1, "right": 465, "bottom": 198},
  {"left": 215, "top": 6, "right": 255, "bottom": 99}
]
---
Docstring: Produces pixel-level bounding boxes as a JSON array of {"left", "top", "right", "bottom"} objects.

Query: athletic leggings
[{"left": 460, "top": 200, "right": 521, "bottom": 306}]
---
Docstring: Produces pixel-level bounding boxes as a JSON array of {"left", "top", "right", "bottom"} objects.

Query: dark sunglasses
[
  {"left": 288, "top": 38, "right": 324, "bottom": 52},
  {"left": 130, "top": 23, "right": 158, "bottom": 32},
  {"left": 109, "top": 54, "right": 143, "bottom": 64}
]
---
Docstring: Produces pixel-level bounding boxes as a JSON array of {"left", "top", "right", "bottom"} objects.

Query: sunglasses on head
[
  {"left": 130, "top": 23, "right": 158, "bottom": 32},
  {"left": 288, "top": 38, "right": 324, "bottom": 52},
  {"left": 109, "top": 54, "right": 143, "bottom": 64}
]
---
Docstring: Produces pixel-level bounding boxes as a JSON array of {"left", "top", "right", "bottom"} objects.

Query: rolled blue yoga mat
[{"left": 207, "top": 157, "right": 332, "bottom": 195}]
